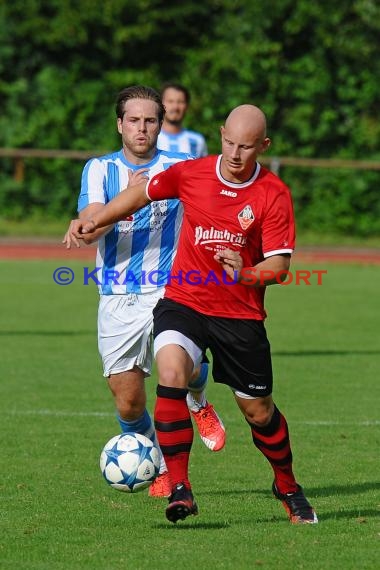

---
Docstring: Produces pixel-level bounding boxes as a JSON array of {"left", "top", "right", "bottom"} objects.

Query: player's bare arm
[
  {"left": 77, "top": 203, "right": 114, "bottom": 245},
  {"left": 215, "top": 249, "right": 291, "bottom": 286},
  {"left": 62, "top": 169, "right": 149, "bottom": 248},
  {"left": 62, "top": 203, "right": 110, "bottom": 249},
  {"left": 63, "top": 184, "right": 148, "bottom": 243},
  {"left": 81, "top": 179, "right": 149, "bottom": 235},
  {"left": 241, "top": 254, "right": 291, "bottom": 286}
]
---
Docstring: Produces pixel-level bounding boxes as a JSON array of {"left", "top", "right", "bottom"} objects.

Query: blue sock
[
  {"left": 117, "top": 409, "right": 166, "bottom": 473},
  {"left": 188, "top": 362, "right": 209, "bottom": 393},
  {"left": 117, "top": 409, "right": 154, "bottom": 439},
  {"left": 187, "top": 362, "right": 209, "bottom": 411},
  {"left": 117, "top": 408, "right": 167, "bottom": 474}
]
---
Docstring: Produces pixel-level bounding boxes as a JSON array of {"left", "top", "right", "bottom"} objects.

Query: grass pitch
[{"left": 1, "top": 259, "right": 379, "bottom": 569}]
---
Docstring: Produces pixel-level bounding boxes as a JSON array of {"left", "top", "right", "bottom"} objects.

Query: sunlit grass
[{"left": 1, "top": 260, "right": 379, "bottom": 569}]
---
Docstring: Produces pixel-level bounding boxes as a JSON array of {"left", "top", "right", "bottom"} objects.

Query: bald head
[
  {"left": 224, "top": 105, "right": 267, "bottom": 141},
  {"left": 220, "top": 104, "right": 271, "bottom": 183}
]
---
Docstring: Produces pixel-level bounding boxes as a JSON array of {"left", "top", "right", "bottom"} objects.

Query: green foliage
[
  {"left": 1, "top": 0, "right": 380, "bottom": 234},
  {"left": 284, "top": 166, "right": 380, "bottom": 237}
]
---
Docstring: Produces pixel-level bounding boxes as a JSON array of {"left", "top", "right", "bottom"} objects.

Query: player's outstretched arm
[
  {"left": 63, "top": 170, "right": 149, "bottom": 247},
  {"left": 77, "top": 203, "right": 114, "bottom": 245},
  {"left": 62, "top": 204, "right": 113, "bottom": 249},
  {"left": 62, "top": 218, "right": 87, "bottom": 248},
  {"left": 82, "top": 181, "right": 149, "bottom": 234}
]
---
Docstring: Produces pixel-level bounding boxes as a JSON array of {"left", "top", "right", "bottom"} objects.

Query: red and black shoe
[
  {"left": 272, "top": 481, "right": 318, "bottom": 524},
  {"left": 166, "top": 482, "right": 198, "bottom": 523}
]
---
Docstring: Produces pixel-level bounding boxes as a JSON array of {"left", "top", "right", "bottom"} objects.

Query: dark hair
[
  {"left": 115, "top": 85, "right": 165, "bottom": 122},
  {"left": 160, "top": 82, "right": 191, "bottom": 104}
]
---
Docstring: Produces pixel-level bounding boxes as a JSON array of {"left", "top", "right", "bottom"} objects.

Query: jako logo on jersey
[
  {"left": 238, "top": 205, "right": 255, "bottom": 230},
  {"left": 220, "top": 189, "right": 237, "bottom": 197},
  {"left": 194, "top": 226, "right": 247, "bottom": 247}
]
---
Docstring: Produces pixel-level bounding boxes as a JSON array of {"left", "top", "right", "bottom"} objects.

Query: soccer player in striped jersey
[
  {"left": 63, "top": 86, "right": 225, "bottom": 498},
  {"left": 157, "top": 83, "right": 207, "bottom": 158}
]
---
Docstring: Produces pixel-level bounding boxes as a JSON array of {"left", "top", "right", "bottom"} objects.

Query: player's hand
[
  {"left": 62, "top": 218, "right": 95, "bottom": 248},
  {"left": 214, "top": 248, "right": 243, "bottom": 280},
  {"left": 79, "top": 219, "right": 97, "bottom": 235},
  {"left": 127, "top": 168, "right": 149, "bottom": 188}
]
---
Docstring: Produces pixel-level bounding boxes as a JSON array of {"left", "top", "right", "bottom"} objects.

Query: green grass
[
  {"left": 1, "top": 260, "right": 379, "bottom": 569},
  {"left": 0, "top": 217, "right": 69, "bottom": 238},
  {"left": 292, "top": 229, "right": 380, "bottom": 248}
]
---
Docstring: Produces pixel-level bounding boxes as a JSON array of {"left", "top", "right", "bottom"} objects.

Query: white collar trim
[{"left": 216, "top": 154, "right": 261, "bottom": 188}]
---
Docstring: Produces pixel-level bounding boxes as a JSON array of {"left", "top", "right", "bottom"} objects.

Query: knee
[
  {"left": 244, "top": 399, "right": 274, "bottom": 427},
  {"left": 249, "top": 409, "right": 272, "bottom": 427},
  {"left": 158, "top": 367, "right": 188, "bottom": 389}
]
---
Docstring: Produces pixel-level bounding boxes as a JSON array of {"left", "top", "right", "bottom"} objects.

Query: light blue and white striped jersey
[
  {"left": 78, "top": 149, "right": 192, "bottom": 295},
  {"left": 157, "top": 128, "right": 207, "bottom": 158}
]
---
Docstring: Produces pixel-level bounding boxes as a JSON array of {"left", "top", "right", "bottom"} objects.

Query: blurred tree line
[{"left": 1, "top": 0, "right": 379, "bottom": 235}]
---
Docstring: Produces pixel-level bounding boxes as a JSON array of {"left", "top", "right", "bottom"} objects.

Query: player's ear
[
  {"left": 260, "top": 137, "right": 271, "bottom": 153},
  {"left": 117, "top": 117, "right": 123, "bottom": 134},
  {"left": 220, "top": 126, "right": 225, "bottom": 139}
]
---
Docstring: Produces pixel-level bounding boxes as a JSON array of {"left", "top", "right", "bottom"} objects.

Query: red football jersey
[{"left": 147, "top": 155, "right": 295, "bottom": 319}]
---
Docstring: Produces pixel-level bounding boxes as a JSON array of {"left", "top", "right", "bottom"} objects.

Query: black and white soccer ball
[{"left": 100, "top": 433, "right": 160, "bottom": 493}]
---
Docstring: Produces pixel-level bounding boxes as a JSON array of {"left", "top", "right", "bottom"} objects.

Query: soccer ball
[{"left": 100, "top": 432, "right": 160, "bottom": 493}]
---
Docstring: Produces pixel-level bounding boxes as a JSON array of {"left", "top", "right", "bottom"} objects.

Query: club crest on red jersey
[{"left": 238, "top": 205, "right": 255, "bottom": 230}]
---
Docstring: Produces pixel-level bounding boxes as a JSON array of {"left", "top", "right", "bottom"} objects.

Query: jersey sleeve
[
  {"left": 146, "top": 161, "right": 182, "bottom": 201},
  {"left": 77, "top": 158, "right": 107, "bottom": 212},
  {"left": 262, "top": 185, "right": 295, "bottom": 257}
]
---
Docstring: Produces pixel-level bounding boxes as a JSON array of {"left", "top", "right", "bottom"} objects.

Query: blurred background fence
[
  {"left": 2, "top": 148, "right": 380, "bottom": 182},
  {"left": 1, "top": 148, "right": 379, "bottom": 237}
]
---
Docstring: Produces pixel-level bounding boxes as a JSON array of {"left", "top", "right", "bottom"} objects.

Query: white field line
[
  {"left": 9, "top": 409, "right": 113, "bottom": 417},
  {"left": 5, "top": 409, "right": 380, "bottom": 425},
  {"left": 292, "top": 420, "right": 380, "bottom": 426}
]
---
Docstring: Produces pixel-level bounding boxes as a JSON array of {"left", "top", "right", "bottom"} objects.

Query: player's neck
[
  {"left": 122, "top": 146, "right": 157, "bottom": 165},
  {"left": 220, "top": 158, "right": 258, "bottom": 184},
  {"left": 161, "top": 121, "right": 183, "bottom": 135}
]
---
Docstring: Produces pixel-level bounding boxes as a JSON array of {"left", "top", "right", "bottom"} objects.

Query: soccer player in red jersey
[{"left": 68, "top": 104, "right": 318, "bottom": 525}]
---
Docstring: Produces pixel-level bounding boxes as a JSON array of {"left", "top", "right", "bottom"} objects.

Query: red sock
[
  {"left": 249, "top": 405, "right": 298, "bottom": 494},
  {"left": 154, "top": 384, "right": 193, "bottom": 489}
]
